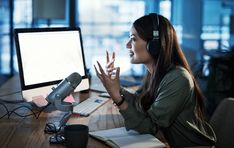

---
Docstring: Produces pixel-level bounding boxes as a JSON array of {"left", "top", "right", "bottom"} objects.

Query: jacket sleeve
[
  {"left": 119, "top": 69, "right": 194, "bottom": 134},
  {"left": 119, "top": 87, "right": 158, "bottom": 134}
]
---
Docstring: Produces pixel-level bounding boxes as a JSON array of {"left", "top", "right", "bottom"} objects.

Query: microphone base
[{"left": 45, "top": 111, "right": 72, "bottom": 133}]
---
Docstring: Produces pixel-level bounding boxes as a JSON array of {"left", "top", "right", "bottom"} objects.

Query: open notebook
[{"left": 89, "top": 127, "right": 165, "bottom": 148}]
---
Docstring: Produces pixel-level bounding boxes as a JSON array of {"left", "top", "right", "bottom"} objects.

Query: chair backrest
[{"left": 209, "top": 98, "right": 234, "bottom": 148}]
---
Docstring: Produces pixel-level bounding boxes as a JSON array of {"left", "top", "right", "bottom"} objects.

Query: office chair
[{"left": 209, "top": 97, "right": 234, "bottom": 148}]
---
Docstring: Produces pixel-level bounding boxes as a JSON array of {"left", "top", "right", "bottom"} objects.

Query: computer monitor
[{"left": 14, "top": 27, "right": 89, "bottom": 102}]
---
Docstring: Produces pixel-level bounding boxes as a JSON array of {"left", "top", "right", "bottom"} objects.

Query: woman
[{"left": 94, "top": 13, "right": 216, "bottom": 147}]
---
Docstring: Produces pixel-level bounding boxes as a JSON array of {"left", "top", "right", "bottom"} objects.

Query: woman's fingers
[
  {"left": 115, "top": 67, "right": 120, "bottom": 80},
  {"left": 96, "top": 61, "right": 106, "bottom": 76},
  {"left": 94, "top": 61, "right": 121, "bottom": 99},
  {"left": 106, "top": 51, "right": 115, "bottom": 67},
  {"left": 112, "top": 52, "right": 115, "bottom": 61},
  {"left": 106, "top": 51, "right": 115, "bottom": 76},
  {"left": 94, "top": 65, "right": 103, "bottom": 81},
  {"left": 95, "top": 61, "right": 118, "bottom": 77},
  {"left": 106, "top": 67, "right": 116, "bottom": 73},
  {"left": 106, "top": 60, "right": 114, "bottom": 69},
  {"left": 106, "top": 50, "right": 110, "bottom": 64}
]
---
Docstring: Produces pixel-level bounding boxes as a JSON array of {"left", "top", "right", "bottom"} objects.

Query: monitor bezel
[{"left": 14, "top": 27, "right": 88, "bottom": 91}]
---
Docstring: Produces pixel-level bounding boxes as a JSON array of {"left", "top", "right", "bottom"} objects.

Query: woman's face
[{"left": 126, "top": 26, "right": 153, "bottom": 65}]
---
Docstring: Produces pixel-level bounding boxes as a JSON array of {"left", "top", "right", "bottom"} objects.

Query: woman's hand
[
  {"left": 94, "top": 51, "right": 122, "bottom": 102},
  {"left": 105, "top": 51, "right": 116, "bottom": 77}
]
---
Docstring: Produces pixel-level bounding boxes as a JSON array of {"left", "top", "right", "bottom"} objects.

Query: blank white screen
[{"left": 18, "top": 30, "right": 85, "bottom": 86}]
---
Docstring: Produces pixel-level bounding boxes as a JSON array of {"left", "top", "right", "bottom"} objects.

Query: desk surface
[{"left": 0, "top": 75, "right": 125, "bottom": 148}]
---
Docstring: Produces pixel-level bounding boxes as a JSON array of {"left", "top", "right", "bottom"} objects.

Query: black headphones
[{"left": 147, "top": 13, "right": 161, "bottom": 57}]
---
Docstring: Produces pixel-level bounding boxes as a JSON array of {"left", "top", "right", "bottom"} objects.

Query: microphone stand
[
  {"left": 44, "top": 72, "right": 81, "bottom": 144},
  {"left": 52, "top": 111, "right": 72, "bottom": 130},
  {"left": 45, "top": 96, "right": 74, "bottom": 134},
  {"left": 46, "top": 110, "right": 73, "bottom": 144}
]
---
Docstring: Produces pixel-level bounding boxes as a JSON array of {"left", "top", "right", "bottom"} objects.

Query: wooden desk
[{"left": 0, "top": 75, "right": 125, "bottom": 148}]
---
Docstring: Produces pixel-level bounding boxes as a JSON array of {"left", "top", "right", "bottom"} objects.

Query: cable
[
  {"left": 0, "top": 102, "right": 50, "bottom": 119},
  {"left": 0, "top": 99, "right": 24, "bottom": 104},
  {"left": 0, "top": 90, "right": 21, "bottom": 97},
  {"left": 0, "top": 90, "right": 24, "bottom": 104},
  {"left": 0, "top": 102, "right": 10, "bottom": 119},
  {"left": 36, "top": 103, "right": 51, "bottom": 118},
  {"left": 8, "top": 105, "right": 38, "bottom": 118}
]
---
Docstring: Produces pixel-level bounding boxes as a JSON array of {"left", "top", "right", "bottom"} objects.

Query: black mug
[{"left": 64, "top": 124, "right": 89, "bottom": 148}]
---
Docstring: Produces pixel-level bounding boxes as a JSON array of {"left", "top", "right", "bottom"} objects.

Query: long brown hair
[{"left": 133, "top": 13, "right": 204, "bottom": 119}]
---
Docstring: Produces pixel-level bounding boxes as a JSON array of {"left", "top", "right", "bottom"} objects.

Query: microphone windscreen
[{"left": 67, "top": 72, "right": 82, "bottom": 88}]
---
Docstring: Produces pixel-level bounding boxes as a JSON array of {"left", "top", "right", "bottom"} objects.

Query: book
[{"left": 89, "top": 127, "right": 165, "bottom": 148}]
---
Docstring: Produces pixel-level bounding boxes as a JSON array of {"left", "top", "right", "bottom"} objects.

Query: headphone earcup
[{"left": 147, "top": 39, "right": 160, "bottom": 57}]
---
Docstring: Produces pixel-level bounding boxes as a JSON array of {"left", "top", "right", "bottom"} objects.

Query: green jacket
[{"left": 119, "top": 67, "right": 216, "bottom": 147}]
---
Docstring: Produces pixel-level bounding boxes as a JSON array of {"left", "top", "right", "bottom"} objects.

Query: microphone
[{"left": 46, "top": 72, "right": 82, "bottom": 112}]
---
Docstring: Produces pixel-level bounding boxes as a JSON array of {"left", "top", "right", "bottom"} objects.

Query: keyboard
[{"left": 73, "top": 96, "right": 109, "bottom": 116}]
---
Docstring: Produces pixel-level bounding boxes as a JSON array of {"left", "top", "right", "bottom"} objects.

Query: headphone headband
[
  {"left": 146, "top": 13, "right": 161, "bottom": 57},
  {"left": 149, "top": 13, "right": 159, "bottom": 39}
]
